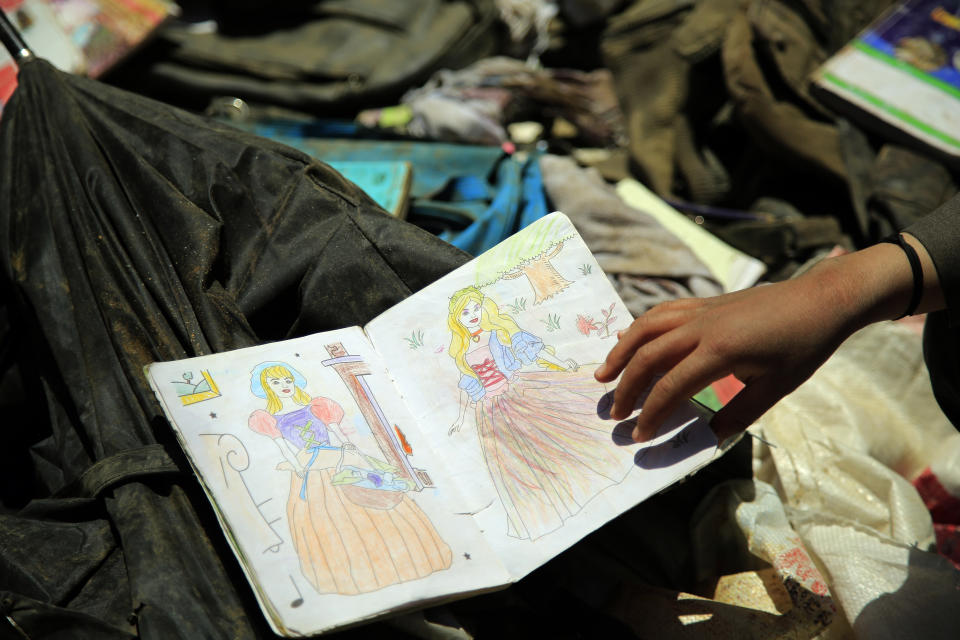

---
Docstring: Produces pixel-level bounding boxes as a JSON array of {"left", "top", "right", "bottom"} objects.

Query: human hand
[
  {"left": 595, "top": 242, "right": 930, "bottom": 442},
  {"left": 449, "top": 416, "right": 465, "bottom": 436}
]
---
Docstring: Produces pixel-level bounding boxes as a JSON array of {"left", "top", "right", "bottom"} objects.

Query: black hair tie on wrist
[{"left": 881, "top": 233, "right": 924, "bottom": 319}]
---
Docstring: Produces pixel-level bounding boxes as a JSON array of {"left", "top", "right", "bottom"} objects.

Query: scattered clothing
[
  {"left": 363, "top": 56, "right": 626, "bottom": 148},
  {"left": 540, "top": 154, "right": 722, "bottom": 316}
]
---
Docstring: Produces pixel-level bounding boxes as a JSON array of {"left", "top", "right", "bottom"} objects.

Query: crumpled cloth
[
  {"left": 539, "top": 154, "right": 722, "bottom": 316},
  {"left": 397, "top": 56, "right": 626, "bottom": 148},
  {"left": 0, "top": 58, "right": 471, "bottom": 639}
]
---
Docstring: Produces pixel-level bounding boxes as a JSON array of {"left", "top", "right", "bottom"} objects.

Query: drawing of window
[{"left": 172, "top": 370, "right": 222, "bottom": 405}]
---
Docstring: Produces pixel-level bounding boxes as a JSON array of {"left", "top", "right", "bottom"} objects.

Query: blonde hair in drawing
[
  {"left": 259, "top": 365, "right": 311, "bottom": 414},
  {"left": 448, "top": 287, "right": 520, "bottom": 378},
  {"left": 447, "top": 286, "right": 561, "bottom": 376}
]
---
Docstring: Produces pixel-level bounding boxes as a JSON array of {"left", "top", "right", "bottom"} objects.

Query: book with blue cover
[{"left": 814, "top": 0, "right": 960, "bottom": 157}]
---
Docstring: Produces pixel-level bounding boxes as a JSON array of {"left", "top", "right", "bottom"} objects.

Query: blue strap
[{"left": 298, "top": 445, "right": 339, "bottom": 500}]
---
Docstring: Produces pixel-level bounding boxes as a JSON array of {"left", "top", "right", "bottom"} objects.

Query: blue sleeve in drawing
[
  {"left": 489, "top": 331, "right": 519, "bottom": 374},
  {"left": 511, "top": 331, "right": 543, "bottom": 364},
  {"left": 459, "top": 374, "right": 485, "bottom": 401}
]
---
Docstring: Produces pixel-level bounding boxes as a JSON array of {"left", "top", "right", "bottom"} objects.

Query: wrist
[
  {"left": 809, "top": 242, "right": 919, "bottom": 330},
  {"left": 901, "top": 233, "right": 945, "bottom": 314}
]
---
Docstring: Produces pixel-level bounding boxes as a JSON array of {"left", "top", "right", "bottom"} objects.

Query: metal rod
[
  {"left": 663, "top": 198, "right": 765, "bottom": 222},
  {"left": 0, "top": 8, "right": 33, "bottom": 62}
]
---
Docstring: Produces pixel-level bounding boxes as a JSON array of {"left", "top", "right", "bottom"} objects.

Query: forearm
[
  {"left": 809, "top": 233, "right": 944, "bottom": 332},
  {"left": 902, "top": 233, "right": 944, "bottom": 314},
  {"left": 596, "top": 230, "right": 948, "bottom": 440}
]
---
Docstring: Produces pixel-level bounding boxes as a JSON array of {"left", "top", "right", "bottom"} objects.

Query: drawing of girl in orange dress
[
  {"left": 447, "top": 288, "right": 634, "bottom": 541},
  {"left": 248, "top": 362, "right": 451, "bottom": 595}
]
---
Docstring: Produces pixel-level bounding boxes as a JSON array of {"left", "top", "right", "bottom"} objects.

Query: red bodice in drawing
[{"left": 466, "top": 346, "right": 508, "bottom": 394}]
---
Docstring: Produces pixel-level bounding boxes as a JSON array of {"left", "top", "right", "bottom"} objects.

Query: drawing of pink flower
[{"left": 576, "top": 314, "right": 599, "bottom": 336}]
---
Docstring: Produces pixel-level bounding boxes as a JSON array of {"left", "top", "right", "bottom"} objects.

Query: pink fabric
[{"left": 0, "top": 64, "right": 17, "bottom": 107}]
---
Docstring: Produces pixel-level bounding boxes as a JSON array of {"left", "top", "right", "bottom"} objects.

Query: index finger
[
  {"left": 632, "top": 351, "right": 727, "bottom": 442},
  {"left": 595, "top": 305, "right": 696, "bottom": 383}
]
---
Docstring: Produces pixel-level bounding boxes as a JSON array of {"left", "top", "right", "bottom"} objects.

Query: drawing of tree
[{"left": 474, "top": 216, "right": 575, "bottom": 305}]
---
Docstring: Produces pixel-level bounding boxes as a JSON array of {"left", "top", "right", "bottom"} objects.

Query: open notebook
[{"left": 145, "top": 212, "right": 723, "bottom": 636}]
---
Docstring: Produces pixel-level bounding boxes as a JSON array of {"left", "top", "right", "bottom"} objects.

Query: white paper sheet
[{"left": 366, "top": 213, "right": 719, "bottom": 579}]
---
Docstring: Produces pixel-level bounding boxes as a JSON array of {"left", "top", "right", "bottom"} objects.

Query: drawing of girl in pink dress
[
  {"left": 447, "top": 287, "right": 634, "bottom": 541},
  {"left": 248, "top": 362, "right": 451, "bottom": 595}
]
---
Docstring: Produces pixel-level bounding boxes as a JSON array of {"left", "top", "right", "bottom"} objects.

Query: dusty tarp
[
  {"left": 749, "top": 321, "right": 960, "bottom": 638},
  {"left": 0, "top": 58, "right": 469, "bottom": 638}
]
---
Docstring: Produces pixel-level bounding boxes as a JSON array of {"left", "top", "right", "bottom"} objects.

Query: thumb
[{"left": 709, "top": 376, "right": 789, "bottom": 442}]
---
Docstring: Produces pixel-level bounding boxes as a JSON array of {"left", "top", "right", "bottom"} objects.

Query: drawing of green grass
[
  {"left": 506, "top": 297, "right": 527, "bottom": 314},
  {"left": 404, "top": 329, "right": 425, "bottom": 350},
  {"left": 579, "top": 263, "right": 593, "bottom": 276},
  {"left": 541, "top": 313, "right": 561, "bottom": 332}
]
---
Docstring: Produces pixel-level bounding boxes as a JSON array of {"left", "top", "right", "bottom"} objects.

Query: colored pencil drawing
[
  {"left": 247, "top": 350, "right": 452, "bottom": 596},
  {"left": 197, "top": 432, "right": 284, "bottom": 554},
  {"left": 171, "top": 370, "right": 221, "bottom": 405},
  {"left": 447, "top": 287, "right": 634, "bottom": 541},
  {"left": 668, "top": 428, "right": 691, "bottom": 449},
  {"left": 288, "top": 575, "right": 304, "bottom": 608},
  {"left": 575, "top": 303, "right": 620, "bottom": 339},
  {"left": 403, "top": 329, "right": 425, "bottom": 350},
  {"left": 474, "top": 215, "right": 576, "bottom": 305},
  {"left": 505, "top": 297, "right": 527, "bottom": 314},
  {"left": 540, "top": 312, "right": 562, "bottom": 332}
]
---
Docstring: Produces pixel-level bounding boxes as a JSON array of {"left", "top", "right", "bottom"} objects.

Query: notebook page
[
  {"left": 147, "top": 326, "right": 508, "bottom": 636},
  {"left": 365, "top": 213, "right": 719, "bottom": 580}
]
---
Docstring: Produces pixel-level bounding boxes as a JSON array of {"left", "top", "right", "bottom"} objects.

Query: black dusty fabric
[
  {"left": 867, "top": 145, "right": 957, "bottom": 240},
  {"left": 923, "top": 312, "right": 960, "bottom": 431},
  {"left": 907, "top": 193, "right": 960, "bottom": 327},
  {"left": 133, "top": 0, "right": 499, "bottom": 115},
  {"left": 0, "top": 58, "right": 469, "bottom": 638},
  {"left": 906, "top": 193, "right": 960, "bottom": 430},
  {"left": 838, "top": 117, "right": 957, "bottom": 245}
]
